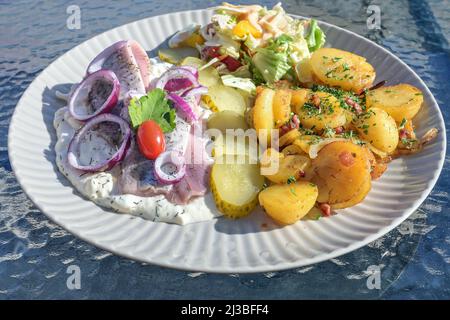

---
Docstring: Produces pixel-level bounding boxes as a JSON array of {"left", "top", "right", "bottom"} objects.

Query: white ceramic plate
[{"left": 8, "top": 9, "right": 446, "bottom": 273}]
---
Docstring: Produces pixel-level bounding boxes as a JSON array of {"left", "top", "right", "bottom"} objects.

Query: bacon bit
[
  {"left": 291, "top": 114, "right": 300, "bottom": 129},
  {"left": 319, "top": 203, "right": 331, "bottom": 217},
  {"left": 279, "top": 114, "right": 300, "bottom": 136},
  {"left": 399, "top": 129, "right": 410, "bottom": 140},
  {"left": 298, "top": 170, "right": 306, "bottom": 178},
  {"left": 339, "top": 151, "right": 355, "bottom": 167},
  {"left": 311, "top": 94, "right": 321, "bottom": 108},
  {"left": 221, "top": 56, "right": 242, "bottom": 71},
  {"left": 344, "top": 97, "right": 362, "bottom": 115},
  {"left": 279, "top": 125, "right": 290, "bottom": 136},
  {"left": 201, "top": 46, "right": 221, "bottom": 60},
  {"left": 334, "top": 126, "right": 344, "bottom": 134}
]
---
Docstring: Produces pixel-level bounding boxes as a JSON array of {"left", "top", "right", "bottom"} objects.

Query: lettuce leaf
[
  {"left": 306, "top": 19, "right": 325, "bottom": 52},
  {"left": 252, "top": 47, "right": 291, "bottom": 84}
]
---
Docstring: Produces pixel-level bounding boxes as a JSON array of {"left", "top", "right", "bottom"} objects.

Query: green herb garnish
[
  {"left": 128, "top": 89, "right": 176, "bottom": 132},
  {"left": 287, "top": 176, "right": 297, "bottom": 184},
  {"left": 399, "top": 118, "right": 407, "bottom": 129},
  {"left": 290, "top": 187, "right": 298, "bottom": 196}
]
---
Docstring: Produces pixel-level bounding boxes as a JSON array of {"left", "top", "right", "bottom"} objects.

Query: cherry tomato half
[{"left": 137, "top": 120, "right": 165, "bottom": 160}]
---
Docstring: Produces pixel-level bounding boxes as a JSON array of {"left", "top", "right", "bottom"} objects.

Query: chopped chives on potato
[
  {"left": 310, "top": 48, "right": 376, "bottom": 93},
  {"left": 296, "top": 92, "right": 347, "bottom": 132},
  {"left": 259, "top": 181, "right": 318, "bottom": 225},
  {"left": 291, "top": 88, "right": 310, "bottom": 114},
  {"left": 353, "top": 107, "right": 399, "bottom": 154},
  {"left": 366, "top": 84, "right": 423, "bottom": 122}
]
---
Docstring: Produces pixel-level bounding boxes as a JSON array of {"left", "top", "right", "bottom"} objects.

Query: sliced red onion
[
  {"left": 68, "top": 114, "right": 131, "bottom": 172},
  {"left": 154, "top": 151, "right": 186, "bottom": 184},
  {"left": 179, "top": 65, "right": 198, "bottom": 77},
  {"left": 68, "top": 70, "right": 120, "bottom": 121},
  {"left": 182, "top": 86, "right": 208, "bottom": 104},
  {"left": 164, "top": 66, "right": 199, "bottom": 92},
  {"left": 164, "top": 78, "right": 194, "bottom": 93},
  {"left": 182, "top": 85, "right": 208, "bottom": 98},
  {"left": 87, "top": 41, "right": 128, "bottom": 75},
  {"left": 155, "top": 67, "right": 199, "bottom": 93},
  {"left": 167, "top": 93, "right": 198, "bottom": 122}
]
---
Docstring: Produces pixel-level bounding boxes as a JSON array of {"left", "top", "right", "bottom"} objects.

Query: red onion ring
[
  {"left": 179, "top": 66, "right": 198, "bottom": 77},
  {"left": 154, "top": 151, "right": 186, "bottom": 184},
  {"left": 155, "top": 67, "right": 199, "bottom": 93},
  {"left": 67, "top": 114, "right": 131, "bottom": 172},
  {"left": 68, "top": 70, "right": 120, "bottom": 121},
  {"left": 182, "top": 86, "right": 208, "bottom": 104},
  {"left": 87, "top": 41, "right": 128, "bottom": 75},
  {"left": 167, "top": 93, "right": 198, "bottom": 122}
]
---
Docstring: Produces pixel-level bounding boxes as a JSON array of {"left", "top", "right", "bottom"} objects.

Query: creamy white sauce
[{"left": 54, "top": 59, "right": 221, "bottom": 224}]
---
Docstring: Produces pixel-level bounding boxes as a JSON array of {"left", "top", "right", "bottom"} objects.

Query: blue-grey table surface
[{"left": 0, "top": 0, "right": 449, "bottom": 299}]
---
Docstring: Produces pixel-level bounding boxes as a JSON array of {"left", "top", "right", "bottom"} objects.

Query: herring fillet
[{"left": 88, "top": 40, "right": 152, "bottom": 99}]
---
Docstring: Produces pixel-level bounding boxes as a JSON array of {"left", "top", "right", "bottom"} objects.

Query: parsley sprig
[{"left": 128, "top": 89, "right": 176, "bottom": 133}]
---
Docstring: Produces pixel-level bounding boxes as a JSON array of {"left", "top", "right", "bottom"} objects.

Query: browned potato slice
[
  {"left": 292, "top": 135, "right": 322, "bottom": 154},
  {"left": 259, "top": 181, "right": 318, "bottom": 225},
  {"left": 253, "top": 88, "right": 275, "bottom": 145},
  {"left": 297, "top": 92, "right": 347, "bottom": 132},
  {"left": 331, "top": 177, "right": 371, "bottom": 209},
  {"left": 291, "top": 88, "right": 310, "bottom": 114},
  {"left": 281, "top": 144, "right": 306, "bottom": 156},
  {"left": 310, "top": 48, "right": 376, "bottom": 93},
  {"left": 263, "top": 154, "right": 311, "bottom": 184},
  {"left": 311, "top": 175, "right": 331, "bottom": 203},
  {"left": 370, "top": 161, "right": 388, "bottom": 181},
  {"left": 279, "top": 129, "right": 301, "bottom": 147},
  {"left": 363, "top": 147, "right": 388, "bottom": 180},
  {"left": 354, "top": 107, "right": 399, "bottom": 154},
  {"left": 366, "top": 84, "right": 423, "bottom": 122},
  {"left": 273, "top": 89, "right": 292, "bottom": 128},
  {"left": 311, "top": 141, "right": 371, "bottom": 208}
]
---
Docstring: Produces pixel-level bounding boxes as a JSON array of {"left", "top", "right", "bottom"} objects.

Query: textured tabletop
[{"left": 0, "top": 0, "right": 449, "bottom": 299}]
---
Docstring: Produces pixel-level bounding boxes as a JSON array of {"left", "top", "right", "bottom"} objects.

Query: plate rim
[{"left": 8, "top": 8, "right": 447, "bottom": 273}]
